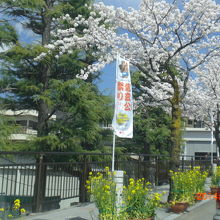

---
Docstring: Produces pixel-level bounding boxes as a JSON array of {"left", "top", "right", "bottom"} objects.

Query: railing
[{"left": 0, "top": 151, "right": 216, "bottom": 213}]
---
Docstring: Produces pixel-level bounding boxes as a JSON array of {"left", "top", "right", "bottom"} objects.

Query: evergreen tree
[
  {"left": 0, "top": 20, "right": 17, "bottom": 47},
  {"left": 0, "top": 1, "right": 111, "bottom": 212},
  {"left": 0, "top": 114, "right": 18, "bottom": 150},
  {"left": 0, "top": 0, "right": 109, "bottom": 151},
  {"left": 118, "top": 106, "right": 172, "bottom": 156}
]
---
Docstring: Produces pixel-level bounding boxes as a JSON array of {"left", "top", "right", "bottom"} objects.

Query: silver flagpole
[
  {"left": 112, "top": 133, "right": 116, "bottom": 171},
  {"left": 211, "top": 112, "right": 214, "bottom": 166},
  {"left": 112, "top": 53, "right": 119, "bottom": 172}
]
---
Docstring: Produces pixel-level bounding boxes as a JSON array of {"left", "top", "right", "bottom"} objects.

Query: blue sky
[{"left": 97, "top": 0, "right": 141, "bottom": 10}]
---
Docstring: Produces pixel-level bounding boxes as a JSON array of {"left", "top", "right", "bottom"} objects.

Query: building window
[
  {"left": 194, "top": 120, "right": 204, "bottom": 128},
  {"left": 195, "top": 152, "right": 217, "bottom": 160},
  {"left": 29, "top": 120, "right": 37, "bottom": 130},
  {"left": 15, "top": 120, "right": 27, "bottom": 133},
  {"left": 187, "top": 119, "right": 193, "bottom": 127},
  {"left": 16, "top": 120, "right": 27, "bottom": 127},
  {"left": 186, "top": 119, "right": 205, "bottom": 128}
]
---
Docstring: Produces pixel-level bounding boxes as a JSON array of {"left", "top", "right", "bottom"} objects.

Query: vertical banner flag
[{"left": 112, "top": 55, "right": 133, "bottom": 138}]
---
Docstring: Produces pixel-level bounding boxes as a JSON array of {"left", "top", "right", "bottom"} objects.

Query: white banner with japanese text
[{"left": 112, "top": 55, "right": 133, "bottom": 138}]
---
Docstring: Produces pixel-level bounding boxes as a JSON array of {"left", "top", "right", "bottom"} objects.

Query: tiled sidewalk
[
  {"left": 23, "top": 203, "right": 99, "bottom": 220},
  {"left": 22, "top": 198, "right": 215, "bottom": 220},
  {"left": 22, "top": 178, "right": 215, "bottom": 220}
]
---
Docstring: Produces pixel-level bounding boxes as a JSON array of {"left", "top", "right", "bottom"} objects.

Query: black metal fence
[{"left": 0, "top": 151, "right": 215, "bottom": 213}]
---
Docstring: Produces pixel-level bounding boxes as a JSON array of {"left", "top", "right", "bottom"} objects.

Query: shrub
[
  {"left": 170, "top": 167, "right": 208, "bottom": 204},
  {"left": 123, "top": 178, "right": 163, "bottom": 219},
  {"left": 86, "top": 167, "right": 119, "bottom": 219},
  {"left": 87, "top": 167, "right": 163, "bottom": 219}
]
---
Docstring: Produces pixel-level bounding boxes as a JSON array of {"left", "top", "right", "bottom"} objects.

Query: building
[
  {"left": 1, "top": 110, "right": 56, "bottom": 141},
  {"left": 2, "top": 110, "right": 217, "bottom": 159},
  {"left": 183, "top": 119, "right": 218, "bottom": 159},
  {"left": 101, "top": 119, "right": 218, "bottom": 160}
]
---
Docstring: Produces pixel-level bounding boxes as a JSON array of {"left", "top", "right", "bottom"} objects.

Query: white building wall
[{"left": 183, "top": 127, "right": 217, "bottom": 157}]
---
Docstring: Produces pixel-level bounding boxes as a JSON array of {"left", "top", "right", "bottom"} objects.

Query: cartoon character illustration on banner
[{"left": 119, "top": 61, "right": 129, "bottom": 79}]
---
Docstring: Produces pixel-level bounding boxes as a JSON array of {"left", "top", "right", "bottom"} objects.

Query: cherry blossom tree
[
  {"left": 40, "top": 0, "right": 220, "bottom": 168},
  {"left": 185, "top": 56, "right": 220, "bottom": 156}
]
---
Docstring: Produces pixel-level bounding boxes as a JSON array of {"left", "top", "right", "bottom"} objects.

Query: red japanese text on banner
[{"left": 112, "top": 56, "right": 133, "bottom": 138}]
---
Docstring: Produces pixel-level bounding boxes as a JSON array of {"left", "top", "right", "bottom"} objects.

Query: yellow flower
[
  {"left": 0, "top": 208, "right": 4, "bottom": 211},
  {"left": 89, "top": 171, "right": 92, "bottom": 175},
  {"left": 7, "top": 214, "right": 13, "bottom": 218},
  {"left": 14, "top": 202, "right": 20, "bottom": 209},
  {"left": 154, "top": 193, "right": 161, "bottom": 201},
  {"left": 20, "top": 208, "right": 26, "bottom": 213},
  {"left": 14, "top": 205, "right": 20, "bottom": 210},
  {"left": 14, "top": 199, "right": 20, "bottom": 204},
  {"left": 104, "top": 185, "right": 110, "bottom": 190},
  {"left": 131, "top": 190, "right": 136, "bottom": 194},
  {"left": 171, "top": 201, "right": 176, "bottom": 205}
]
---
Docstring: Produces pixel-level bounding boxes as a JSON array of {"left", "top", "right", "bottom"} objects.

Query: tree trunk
[
  {"left": 215, "top": 108, "right": 220, "bottom": 158},
  {"left": 168, "top": 80, "right": 182, "bottom": 202},
  {"left": 37, "top": 0, "right": 52, "bottom": 138},
  {"left": 33, "top": 0, "right": 52, "bottom": 212},
  {"left": 170, "top": 81, "right": 182, "bottom": 169}
]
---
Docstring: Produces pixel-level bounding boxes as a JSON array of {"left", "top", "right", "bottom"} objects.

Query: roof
[{"left": 0, "top": 110, "right": 56, "bottom": 119}]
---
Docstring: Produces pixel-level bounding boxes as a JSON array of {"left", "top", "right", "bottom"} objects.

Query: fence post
[
  {"left": 155, "top": 156, "right": 159, "bottom": 186},
  {"left": 79, "top": 155, "right": 89, "bottom": 203},
  {"left": 181, "top": 156, "right": 184, "bottom": 171},
  {"left": 33, "top": 154, "right": 45, "bottom": 212},
  {"left": 191, "top": 157, "right": 194, "bottom": 169},
  {"left": 138, "top": 155, "right": 141, "bottom": 179}
]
